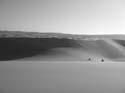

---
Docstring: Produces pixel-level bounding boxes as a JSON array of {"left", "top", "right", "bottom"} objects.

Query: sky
[{"left": 0, "top": 0, "right": 125, "bottom": 34}]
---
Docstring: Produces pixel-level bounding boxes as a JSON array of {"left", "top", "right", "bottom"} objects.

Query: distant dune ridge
[{"left": 0, "top": 31, "right": 125, "bottom": 62}]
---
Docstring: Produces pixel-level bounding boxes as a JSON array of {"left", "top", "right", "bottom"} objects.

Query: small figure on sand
[
  {"left": 101, "top": 59, "right": 104, "bottom": 62},
  {"left": 88, "top": 58, "right": 91, "bottom": 61}
]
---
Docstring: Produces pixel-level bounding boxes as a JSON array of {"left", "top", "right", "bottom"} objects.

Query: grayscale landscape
[
  {"left": 0, "top": 31, "right": 125, "bottom": 93},
  {"left": 1, "top": 0, "right": 125, "bottom": 92},
  {"left": 1, "top": 31, "right": 125, "bottom": 62}
]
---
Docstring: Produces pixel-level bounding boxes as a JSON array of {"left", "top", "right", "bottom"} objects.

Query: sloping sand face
[
  {"left": 24, "top": 39, "right": 125, "bottom": 62},
  {"left": 0, "top": 37, "right": 125, "bottom": 62},
  {"left": 0, "top": 32, "right": 125, "bottom": 93},
  {"left": 84, "top": 39, "right": 125, "bottom": 60},
  {"left": 0, "top": 38, "right": 80, "bottom": 61}
]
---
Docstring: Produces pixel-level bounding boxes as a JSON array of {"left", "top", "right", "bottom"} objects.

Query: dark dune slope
[{"left": 0, "top": 38, "right": 80, "bottom": 61}]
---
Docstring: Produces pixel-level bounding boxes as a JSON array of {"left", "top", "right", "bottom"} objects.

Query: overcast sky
[{"left": 0, "top": 0, "right": 125, "bottom": 34}]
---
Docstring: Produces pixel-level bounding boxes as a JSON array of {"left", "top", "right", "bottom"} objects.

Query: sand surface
[
  {"left": 0, "top": 62, "right": 125, "bottom": 93},
  {"left": 1, "top": 34, "right": 125, "bottom": 62}
]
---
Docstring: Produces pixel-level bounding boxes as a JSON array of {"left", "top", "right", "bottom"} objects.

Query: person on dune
[
  {"left": 88, "top": 58, "right": 91, "bottom": 61},
  {"left": 101, "top": 59, "right": 104, "bottom": 62}
]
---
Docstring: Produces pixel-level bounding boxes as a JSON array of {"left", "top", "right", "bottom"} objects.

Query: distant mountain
[
  {"left": 0, "top": 30, "right": 125, "bottom": 39},
  {"left": 0, "top": 31, "right": 77, "bottom": 38}
]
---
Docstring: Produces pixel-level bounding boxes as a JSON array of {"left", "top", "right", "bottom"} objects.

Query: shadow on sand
[{"left": 0, "top": 38, "right": 80, "bottom": 61}]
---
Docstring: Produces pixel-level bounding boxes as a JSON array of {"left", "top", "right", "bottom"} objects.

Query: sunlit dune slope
[
  {"left": 77, "top": 39, "right": 125, "bottom": 60},
  {"left": 0, "top": 31, "right": 125, "bottom": 61}
]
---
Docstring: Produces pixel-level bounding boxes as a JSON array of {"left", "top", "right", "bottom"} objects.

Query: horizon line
[{"left": 1, "top": 30, "right": 125, "bottom": 36}]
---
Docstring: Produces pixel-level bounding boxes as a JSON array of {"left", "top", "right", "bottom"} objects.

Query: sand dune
[
  {"left": 1, "top": 31, "right": 125, "bottom": 93},
  {"left": 15, "top": 38, "right": 125, "bottom": 62},
  {"left": 0, "top": 31, "right": 125, "bottom": 62}
]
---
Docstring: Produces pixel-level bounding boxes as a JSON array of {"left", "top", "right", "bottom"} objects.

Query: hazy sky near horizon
[{"left": 0, "top": 0, "right": 125, "bottom": 34}]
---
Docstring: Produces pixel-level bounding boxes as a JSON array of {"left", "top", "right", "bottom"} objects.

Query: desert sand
[
  {"left": 0, "top": 31, "right": 125, "bottom": 93},
  {"left": 0, "top": 62, "right": 125, "bottom": 93},
  {"left": 0, "top": 31, "right": 125, "bottom": 62}
]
